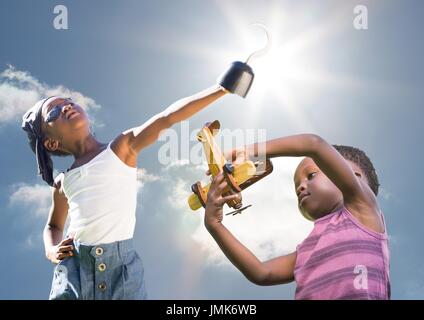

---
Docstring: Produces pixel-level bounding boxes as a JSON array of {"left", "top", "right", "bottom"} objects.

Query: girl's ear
[{"left": 43, "top": 138, "right": 60, "bottom": 152}]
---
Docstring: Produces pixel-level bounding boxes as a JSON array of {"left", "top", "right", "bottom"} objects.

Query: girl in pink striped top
[{"left": 204, "top": 134, "right": 390, "bottom": 300}]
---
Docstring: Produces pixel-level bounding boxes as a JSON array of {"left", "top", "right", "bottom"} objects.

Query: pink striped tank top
[{"left": 294, "top": 207, "right": 390, "bottom": 300}]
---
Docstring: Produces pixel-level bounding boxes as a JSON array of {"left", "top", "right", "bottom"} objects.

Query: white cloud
[
  {"left": 136, "top": 168, "right": 160, "bottom": 192},
  {"left": 163, "top": 159, "right": 191, "bottom": 169},
  {"left": 167, "top": 178, "right": 193, "bottom": 210},
  {"left": 0, "top": 65, "right": 101, "bottom": 125},
  {"left": 163, "top": 157, "right": 314, "bottom": 266},
  {"left": 8, "top": 183, "right": 51, "bottom": 218},
  {"left": 137, "top": 168, "right": 160, "bottom": 183},
  {"left": 7, "top": 182, "right": 60, "bottom": 248}
]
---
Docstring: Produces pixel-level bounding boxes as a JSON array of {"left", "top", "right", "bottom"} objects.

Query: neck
[
  {"left": 66, "top": 134, "right": 105, "bottom": 159},
  {"left": 310, "top": 200, "right": 344, "bottom": 221},
  {"left": 325, "top": 201, "right": 344, "bottom": 217}
]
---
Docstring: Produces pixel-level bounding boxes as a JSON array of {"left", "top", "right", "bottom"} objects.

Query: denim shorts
[{"left": 49, "top": 238, "right": 148, "bottom": 300}]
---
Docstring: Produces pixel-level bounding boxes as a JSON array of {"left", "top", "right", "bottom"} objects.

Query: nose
[
  {"left": 62, "top": 104, "right": 72, "bottom": 113},
  {"left": 296, "top": 181, "right": 306, "bottom": 196}
]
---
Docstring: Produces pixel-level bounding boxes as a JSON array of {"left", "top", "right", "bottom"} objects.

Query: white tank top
[{"left": 59, "top": 142, "right": 137, "bottom": 245}]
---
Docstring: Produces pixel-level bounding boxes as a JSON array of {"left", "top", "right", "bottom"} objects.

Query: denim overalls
[{"left": 49, "top": 238, "right": 147, "bottom": 300}]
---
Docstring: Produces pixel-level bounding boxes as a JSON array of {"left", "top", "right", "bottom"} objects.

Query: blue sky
[{"left": 0, "top": 0, "right": 423, "bottom": 299}]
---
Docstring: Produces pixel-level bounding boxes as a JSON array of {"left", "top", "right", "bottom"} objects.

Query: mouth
[
  {"left": 67, "top": 110, "right": 80, "bottom": 119},
  {"left": 298, "top": 193, "right": 310, "bottom": 206}
]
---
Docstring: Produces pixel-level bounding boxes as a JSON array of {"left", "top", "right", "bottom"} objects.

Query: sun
[
  {"left": 201, "top": 1, "right": 341, "bottom": 128},
  {"left": 139, "top": 1, "right": 375, "bottom": 132}
]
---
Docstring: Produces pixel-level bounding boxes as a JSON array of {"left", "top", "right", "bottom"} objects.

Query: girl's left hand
[{"left": 205, "top": 148, "right": 250, "bottom": 176}]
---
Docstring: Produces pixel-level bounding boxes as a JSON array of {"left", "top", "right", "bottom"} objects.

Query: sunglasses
[{"left": 45, "top": 99, "right": 74, "bottom": 123}]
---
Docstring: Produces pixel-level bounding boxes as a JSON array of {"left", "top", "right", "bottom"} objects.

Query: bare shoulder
[
  {"left": 345, "top": 180, "right": 385, "bottom": 234},
  {"left": 110, "top": 134, "right": 137, "bottom": 168}
]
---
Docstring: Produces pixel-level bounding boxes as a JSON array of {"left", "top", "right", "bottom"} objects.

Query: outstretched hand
[
  {"left": 205, "top": 148, "right": 250, "bottom": 176},
  {"left": 204, "top": 173, "right": 240, "bottom": 229}
]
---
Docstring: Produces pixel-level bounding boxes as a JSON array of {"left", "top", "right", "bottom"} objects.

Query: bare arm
[
  {"left": 263, "top": 134, "right": 363, "bottom": 200},
  {"left": 113, "top": 85, "right": 227, "bottom": 164},
  {"left": 239, "top": 134, "right": 383, "bottom": 231},
  {"left": 205, "top": 173, "right": 296, "bottom": 285},
  {"left": 43, "top": 182, "right": 73, "bottom": 263},
  {"left": 208, "top": 223, "right": 297, "bottom": 285}
]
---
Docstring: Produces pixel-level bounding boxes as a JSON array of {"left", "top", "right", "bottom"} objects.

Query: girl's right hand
[
  {"left": 204, "top": 173, "right": 240, "bottom": 230},
  {"left": 47, "top": 237, "right": 74, "bottom": 264}
]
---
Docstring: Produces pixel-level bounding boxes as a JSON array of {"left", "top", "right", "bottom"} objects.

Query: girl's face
[
  {"left": 41, "top": 98, "right": 89, "bottom": 151},
  {"left": 294, "top": 157, "right": 344, "bottom": 221}
]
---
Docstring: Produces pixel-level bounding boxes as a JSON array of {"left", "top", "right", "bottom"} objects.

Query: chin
[
  {"left": 301, "top": 204, "right": 328, "bottom": 221},
  {"left": 299, "top": 207, "right": 315, "bottom": 221},
  {"left": 72, "top": 117, "right": 89, "bottom": 129}
]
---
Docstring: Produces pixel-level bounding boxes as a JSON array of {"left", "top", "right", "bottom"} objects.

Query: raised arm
[
  {"left": 237, "top": 134, "right": 382, "bottom": 231},
  {"left": 115, "top": 85, "right": 227, "bottom": 159},
  {"left": 243, "top": 134, "right": 369, "bottom": 203},
  {"left": 205, "top": 173, "right": 296, "bottom": 285}
]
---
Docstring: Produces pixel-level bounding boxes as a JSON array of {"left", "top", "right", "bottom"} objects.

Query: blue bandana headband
[{"left": 22, "top": 96, "right": 61, "bottom": 187}]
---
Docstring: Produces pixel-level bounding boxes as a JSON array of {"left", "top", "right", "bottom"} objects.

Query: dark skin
[
  {"left": 205, "top": 134, "right": 384, "bottom": 285},
  {"left": 42, "top": 87, "right": 227, "bottom": 263},
  {"left": 294, "top": 157, "right": 367, "bottom": 221}
]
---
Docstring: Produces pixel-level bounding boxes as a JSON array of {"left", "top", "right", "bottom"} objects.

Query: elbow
[
  {"left": 304, "top": 134, "right": 326, "bottom": 157},
  {"left": 245, "top": 268, "right": 271, "bottom": 286},
  {"left": 44, "top": 223, "right": 52, "bottom": 232},
  {"left": 248, "top": 272, "right": 294, "bottom": 286},
  {"left": 44, "top": 223, "right": 63, "bottom": 233}
]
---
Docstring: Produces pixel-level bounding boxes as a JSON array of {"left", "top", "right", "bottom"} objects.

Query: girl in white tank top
[{"left": 22, "top": 83, "right": 229, "bottom": 299}]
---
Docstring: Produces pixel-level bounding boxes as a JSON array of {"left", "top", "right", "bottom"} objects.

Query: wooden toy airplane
[{"left": 188, "top": 120, "right": 273, "bottom": 215}]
